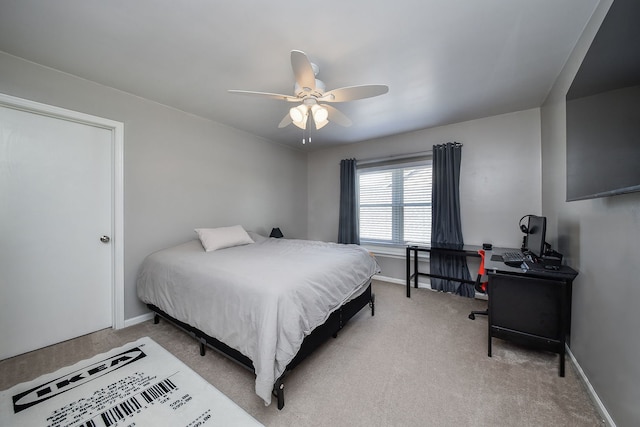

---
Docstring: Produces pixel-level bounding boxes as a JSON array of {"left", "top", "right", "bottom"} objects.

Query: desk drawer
[{"left": 488, "top": 272, "right": 564, "bottom": 340}]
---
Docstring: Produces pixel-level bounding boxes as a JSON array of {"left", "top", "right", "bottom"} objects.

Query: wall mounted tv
[{"left": 566, "top": 0, "right": 640, "bottom": 201}]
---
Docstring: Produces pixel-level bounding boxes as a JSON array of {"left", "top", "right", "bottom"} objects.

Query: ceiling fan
[{"left": 228, "top": 50, "right": 389, "bottom": 132}]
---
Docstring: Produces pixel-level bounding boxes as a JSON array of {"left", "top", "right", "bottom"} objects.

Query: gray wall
[
  {"left": 307, "top": 108, "right": 543, "bottom": 282},
  {"left": 541, "top": 0, "right": 639, "bottom": 425},
  {"left": 3, "top": 12, "right": 634, "bottom": 421},
  {"left": 0, "top": 52, "right": 308, "bottom": 321}
]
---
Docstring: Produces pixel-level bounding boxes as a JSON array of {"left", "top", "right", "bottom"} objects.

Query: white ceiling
[{"left": 0, "top": 0, "right": 600, "bottom": 150}]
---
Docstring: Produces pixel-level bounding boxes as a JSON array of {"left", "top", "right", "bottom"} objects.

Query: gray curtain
[
  {"left": 430, "top": 142, "right": 473, "bottom": 296},
  {"left": 338, "top": 158, "right": 359, "bottom": 244}
]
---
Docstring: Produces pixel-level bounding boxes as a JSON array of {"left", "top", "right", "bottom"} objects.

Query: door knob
[{"left": 100, "top": 235, "right": 111, "bottom": 243}]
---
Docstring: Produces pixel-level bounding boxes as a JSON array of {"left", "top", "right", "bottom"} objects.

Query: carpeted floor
[{"left": 0, "top": 280, "right": 604, "bottom": 426}]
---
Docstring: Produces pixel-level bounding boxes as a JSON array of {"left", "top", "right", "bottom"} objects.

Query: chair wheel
[{"left": 469, "top": 313, "right": 475, "bottom": 320}]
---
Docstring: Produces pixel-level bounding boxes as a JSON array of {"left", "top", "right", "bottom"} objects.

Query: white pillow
[{"left": 195, "top": 225, "right": 254, "bottom": 252}]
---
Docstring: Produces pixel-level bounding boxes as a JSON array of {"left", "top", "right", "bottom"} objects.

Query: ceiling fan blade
[
  {"left": 228, "top": 90, "right": 299, "bottom": 102},
  {"left": 323, "top": 104, "right": 352, "bottom": 127},
  {"left": 291, "top": 50, "right": 316, "bottom": 92},
  {"left": 320, "top": 84, "right": 389, "bottom": 103},
  {"left": 278, "top": 113, "right": 292, "bottom": 128}
]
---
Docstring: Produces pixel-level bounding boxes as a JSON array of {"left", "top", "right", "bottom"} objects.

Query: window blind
[{"left": 358, "top": 159, "right": 432, "bottom": 246}]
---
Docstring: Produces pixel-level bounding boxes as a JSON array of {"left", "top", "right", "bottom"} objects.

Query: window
[{"left": 358, "top": 158, "right": 432, "bottom": 246}]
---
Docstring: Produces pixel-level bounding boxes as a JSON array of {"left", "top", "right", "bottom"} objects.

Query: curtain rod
[
  {"left": 355, "top": 150, "right": 433, "bottom": 166},
  {"left": 340, "top": 142, "right": 463, "bottom": 166}
]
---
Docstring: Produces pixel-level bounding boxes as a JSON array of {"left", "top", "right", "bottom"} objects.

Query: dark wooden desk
[
  {"left": 405, "top": 244, "right": 482, "bottom": 298},
  {"left": 483, "top": 250, "right": 578, "bottom": 377}
]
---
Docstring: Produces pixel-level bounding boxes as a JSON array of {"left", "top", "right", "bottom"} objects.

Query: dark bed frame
[{"left": 147, "top": 282, "right": 375, "bottom": 409}]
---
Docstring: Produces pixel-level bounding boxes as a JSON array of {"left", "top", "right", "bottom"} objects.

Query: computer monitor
[{"left": 526, "top": 215, "right": 547, "bottom": 259}]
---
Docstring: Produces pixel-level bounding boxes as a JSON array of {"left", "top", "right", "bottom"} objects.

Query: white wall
[
  {"left": 541, "top": 1, "right": 640, "bottom": 425},
  {"left": 0, "top": 52, "right": 308, "bottom": 320},
  {"left": 307, "top": 108, "right": 542, "bottom": 281}
]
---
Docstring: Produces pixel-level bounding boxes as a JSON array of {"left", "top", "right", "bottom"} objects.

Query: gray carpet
[{"left": 0, "top": 281, "right": 604, "bottom": 426}]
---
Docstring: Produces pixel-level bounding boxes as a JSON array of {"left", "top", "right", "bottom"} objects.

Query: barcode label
[
  {"left": 140, "top": 378, "right": 176, "bottom": 404},
  {"left": 93, "top": 378, "right": 177, "bottom": 427}
]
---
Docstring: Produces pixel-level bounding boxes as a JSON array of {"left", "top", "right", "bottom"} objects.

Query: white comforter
[{"left": 136, "top": 235, "right": 379, "bottom": 405}]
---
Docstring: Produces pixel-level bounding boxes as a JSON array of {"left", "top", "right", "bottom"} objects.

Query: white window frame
[{"left": 357, "top": 156, "right": 432, "bottom": 252}]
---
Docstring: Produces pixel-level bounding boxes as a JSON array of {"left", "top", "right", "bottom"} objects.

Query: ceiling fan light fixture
[
  {"left": 290, "top": 105, "right": 308, "bottom": 129},
  {"left": 289, "top": 105, "right": 307, "bottom": 124},
  {"left": 311, "top": 105, "right": 329, "bottom": 123},
  {"left": 314, "top": 119, "right": 329, "bottom": 129}
]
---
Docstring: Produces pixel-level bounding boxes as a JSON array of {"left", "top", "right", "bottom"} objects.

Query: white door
[{"left": 0, "top": 102, "right": 114, "bottom": 359}]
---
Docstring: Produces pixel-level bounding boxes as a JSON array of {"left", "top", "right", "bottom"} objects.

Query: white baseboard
[
  {"left": 373, "top": 274, "right": 404, "bottom": 285},
  {"left": 372, "top": 275, "right": 487, "bottom": 300},
  {"left": 124, "top": 312, "right": 155, "bottom": 328},
  {"left": 566, "top": 345, "right": 615, "bottom": 426},
  {"left": 374, "top": 274, "right": 431, "bottom": 288}
]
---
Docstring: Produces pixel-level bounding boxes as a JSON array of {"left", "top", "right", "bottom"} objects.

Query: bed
[{"left": 136, "top": 228, "right": 379, "bottom": 409}]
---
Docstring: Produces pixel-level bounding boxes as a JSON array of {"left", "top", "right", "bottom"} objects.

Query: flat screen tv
[{"left": 566, "top": 0, "right": 640, "bottom": 201}]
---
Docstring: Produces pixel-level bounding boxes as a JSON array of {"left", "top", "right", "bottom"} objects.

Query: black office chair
[{"left": 469, "top": 250, "right": 488, "bottom": 320}]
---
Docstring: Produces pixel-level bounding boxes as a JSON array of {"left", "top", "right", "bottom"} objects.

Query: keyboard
[{"left": 501, "top": 251, "right": 525, "bottom": 263}]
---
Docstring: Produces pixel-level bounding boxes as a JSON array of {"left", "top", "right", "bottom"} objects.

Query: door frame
[{"left": 0, "top": 93, "right": 125, "bottom": 329}]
